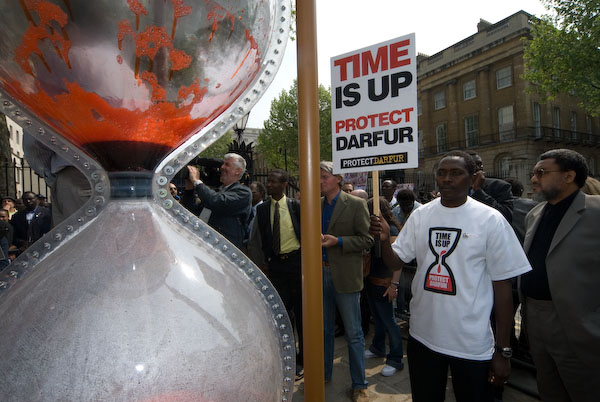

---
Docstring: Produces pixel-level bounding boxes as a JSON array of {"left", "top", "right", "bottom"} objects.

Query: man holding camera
[{"left": 186, "top": 153, "right": 252, "bottom": 250}]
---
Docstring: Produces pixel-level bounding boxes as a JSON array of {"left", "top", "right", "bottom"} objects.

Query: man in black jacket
[
  {"left": 248, "top": 169, "right": 303, "bottom": 378},
  {"left": 186, "top": 153, "right": 251, "bottom": 250},
  {"left": 11, "top": 191, "right": 52, "bottom": 251},
  {"left": 466, "top": 151, "right": 513, "bottom": 222}
]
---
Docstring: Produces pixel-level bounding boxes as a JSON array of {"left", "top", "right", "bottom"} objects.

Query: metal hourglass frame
[{"left": 0, "top": 1, "right": 295, "bottom": 400}]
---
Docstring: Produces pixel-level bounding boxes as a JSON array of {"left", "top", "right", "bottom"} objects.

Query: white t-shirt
[{"left": 393, "top": 197, "right": 531, "bottom": 360}]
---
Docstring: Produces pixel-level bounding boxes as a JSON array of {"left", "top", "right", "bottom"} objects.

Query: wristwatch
[{"left": 495, "top": 345, "right": 513, "bottom": 358}]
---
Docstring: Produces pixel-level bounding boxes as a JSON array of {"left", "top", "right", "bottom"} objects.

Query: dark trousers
[
  {"left": 268, "top": 255, "right": 303, "bottom": 367},
  {"left": 407, "top": 336, "right": 493, "bottom": 402}
]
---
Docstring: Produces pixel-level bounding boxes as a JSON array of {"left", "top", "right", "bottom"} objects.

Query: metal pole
[{"left": 296, "top": 0, "right": 324, "bottom": 400}]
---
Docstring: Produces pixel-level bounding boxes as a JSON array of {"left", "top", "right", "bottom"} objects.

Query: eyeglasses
[{"left": 529, "top": 168, "right": 562, "bottom": 179}]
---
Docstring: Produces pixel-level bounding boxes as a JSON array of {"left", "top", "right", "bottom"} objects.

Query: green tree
[
  {"left": 523, "top": 0, "right": 600, "bottom": 116},
  {"left": 257, "top": 80, "right": 331, "bottom": 174},
  {"left": 198, "top": 130, "right": 233, "bottom": 159}
]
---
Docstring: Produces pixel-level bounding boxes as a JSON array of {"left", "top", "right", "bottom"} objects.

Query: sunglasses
[{"left": 529, "top": 168, "right": 562, "bottom": 179}]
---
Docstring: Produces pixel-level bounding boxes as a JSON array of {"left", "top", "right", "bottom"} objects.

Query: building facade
[{"left": 414, "top": 11, "right": 599, "bottom": 197}]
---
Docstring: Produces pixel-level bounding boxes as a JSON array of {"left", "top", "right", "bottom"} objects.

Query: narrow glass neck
[{"left": 108, "top": 172, "right": 153, "bottom": 199}]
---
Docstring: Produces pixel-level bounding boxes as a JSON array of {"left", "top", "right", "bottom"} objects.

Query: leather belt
[
  {"left": 276, "top": 249, "right": 300, "bottom": 260},
  {"left": 368, "top": 276, "right": 392, "bottom": 287}
]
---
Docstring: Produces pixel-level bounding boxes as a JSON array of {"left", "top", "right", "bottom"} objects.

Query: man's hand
[
  {"left": 185, "top": 166, "right": 201, "bottom": 190},
  {"left": 369, "top": 214, "right": 390, "bottom": 242},
  {"left": 472, "top": 170, "right": 485, "bottom": 191},
  {"left": 321, "top": 234, "right": 338, "bottom": 248},
  {"left": 488, "top": 352, "right": 510, "bottom": 387},
  {"left": 382, "top": 284, "right": 398, "bottom": 303}
]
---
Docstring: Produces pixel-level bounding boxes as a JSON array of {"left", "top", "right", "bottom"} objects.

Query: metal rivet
[
  {"left": 158, "top": 189, "right": 168, "bottom": 198},
  {"left": 162, "top": 199, "right": 173, "bottom": 209},
  {"left": 44, "top": 242, "right": 51, "bottom": 249},
  {"left": 163, "top": 166, "right": 175, "bottom": 175},
  {"left": 247, "top": 268, "right": 254, "bottom": 275},
  {"left": 267, "top": 294, "right": 274, "bottom": 300},
  {"left": 0, "top": 281, "right": 7, "bottom": 289},
  {"left": 85, "top": 207, "right": 96, "bottom": 216},
  {"left": 66, "top": 225, "right": 73, "bottom": 232},
  {"left": 280, "top": 324, "right": 286, "bottom": 330},
  {"left": 9, "top": 271, "right": 18, "bottom": 277},
  {"left": 157, "top": 176, "right": 168, "bottom": 185},
  {"left": 282, "top": 334, "right": 289, "bottom": 342},
  {"left": 272, "top": 303, "right": 280, "bottom": 310}
]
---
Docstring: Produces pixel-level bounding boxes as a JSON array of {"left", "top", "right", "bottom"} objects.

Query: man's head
[
  {"left": 504, "top": 178, "right": 524, "bottom": 198},
  {"left": 266, "top": 169, "right": 289, "bottom": 201},
  {"left": 22, "top": 191, "right": 37, "bottom": 211},
  {"left": 465, "top": 150, "right": 483, "bottom": 172},
  {"left": 250, "top": 181, "right": 266, "bottom": 205},
  {"left": 0, "top": 209, "right": 9, "bottom": 222},
  {"left": 531, "top": 149, "right": 587, "bottom": 204},
  {"left": 350, "top": 189, "right": 368, "bottom": 200},
  {"left": 436, "top": 151, "right": 476, "bottom": 207},
  {"left": 1, "top": 197, "right": 15, "bottom": 211},
  {"left": 396, "top": 189, "right": 416, "bottom": 214},
  {"left": 342, "top": 182, "right": 354, "bottom": 193},
  {"left": 320, "top": 161, "right": 343, "bottom": 198},
  {"left": 169, "top": 183, "right": 178, "bottom": 198},
  {"left": 381, "top": 179, "right": 397, "bottom": 201},
  {"left": 220, "top": 153, "right": 246, "bottom": 186}
]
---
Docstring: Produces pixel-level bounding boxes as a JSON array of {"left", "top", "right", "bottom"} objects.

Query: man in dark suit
[
  {"left": 522, "top": 149, "right": 600, "bottom": 402},
  {"left": 248, "top": 169, "right": 303, "bottom": 378},
  {"left": 186, "top": 153, "right": 251, "bottom": 250},
  {"left": 320, "top": 161, "right": 373, "bottom": 402},
  {"left": 466, "top": 151, "right": 513, "bottom": 222},
  {"left": 11, "top": 191, "right": 52, "bottom": 251}
]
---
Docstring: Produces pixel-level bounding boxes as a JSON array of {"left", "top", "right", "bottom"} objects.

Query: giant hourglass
[{"left": 0, "top": 1, "right": 294, "bottom": 400}]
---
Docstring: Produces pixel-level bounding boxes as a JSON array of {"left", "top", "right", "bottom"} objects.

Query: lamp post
[{"left": 230, "top": 112, "right": 254, "bottom": 183}]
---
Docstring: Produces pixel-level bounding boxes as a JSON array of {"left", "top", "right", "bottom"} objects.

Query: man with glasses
[{"left": 522, "top": 149, "right": 600, "bottom": 402}]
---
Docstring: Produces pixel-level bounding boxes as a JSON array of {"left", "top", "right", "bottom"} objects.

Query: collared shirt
[
  {"left": 521, "top": 190, "right": 579, "bottom": 300},
  {"left": 321, "top": 189, "right": 341, "bottom": 262},
  {"left": 270, "top": 195, "right": 300, "bottom": 254}
]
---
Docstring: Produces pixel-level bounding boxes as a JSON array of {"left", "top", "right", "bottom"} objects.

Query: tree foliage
[
  {"left": 198, "top": 130, "right": 233, "bottom": 159},
  {"left": 257, "top": 80, "right": 331, "bottom": 174},
  {"left": 523, "top": 0, "right": 600, "bottom": 116}
]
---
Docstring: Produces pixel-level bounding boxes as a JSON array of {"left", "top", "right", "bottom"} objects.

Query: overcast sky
[{"left": 246, "top": 0, "right": 550, "bottom": 129}]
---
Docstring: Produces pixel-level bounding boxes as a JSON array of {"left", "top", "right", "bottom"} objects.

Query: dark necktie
[{"left": 272, "top": 201, "right": 280, "bottom": 255}]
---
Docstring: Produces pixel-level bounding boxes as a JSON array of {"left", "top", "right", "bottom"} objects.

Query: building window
[
  {"left": 418, "top": 129, "right": 424, "bottom": 153},
  {"left": 498, "top": 105, "right": 514, "bottom": 141},
  {"left": 434, "top": 90, "right": 446, "bottom": 110},
  {"left": 553, "top": 107, "right": 561, "bottom": 137},
  {"left": 533, "top": 102, "right": 542, "bottom": 138},
  {"left": 496, "top": 154, "right": 511, "bottom": 178},
  {"left": 571, "top": 111, "right": 577, "bottom": 141},
  {"left": 496, "top": 66, "right": 512, "bottom": 89},
  {"left": 463, "top": 79, "right": 476, "bottom": 100},
  {"left": 464, "top": 115, "right": 479, "bottom": 147},
  {"left": 589, "top": 157, "right": 596, "bottom": 176},
  {"left": 436, "top": 123, "right": 447, "bottom": 153},
  {"left": 586, "top": 115, "right": 593, "bottom": 143},
  {"left": 417, "top": 99, "right": 422, "bottom": 116}
]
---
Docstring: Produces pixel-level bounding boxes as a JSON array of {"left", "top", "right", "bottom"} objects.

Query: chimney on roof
[{"left": 477, "top": 18, "right": 492, "bottom": 32}]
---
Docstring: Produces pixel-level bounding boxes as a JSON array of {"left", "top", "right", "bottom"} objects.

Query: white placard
[{"left": 331, "top": 33, "right": 418, "bottom": 174}]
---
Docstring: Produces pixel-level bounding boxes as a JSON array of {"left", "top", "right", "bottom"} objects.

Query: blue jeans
[
  {"left": 365, "top": 281, "right": 404, "bottom": 370},
  {"left": 323, "top": 266, "right": 367, "bottom": 390}
]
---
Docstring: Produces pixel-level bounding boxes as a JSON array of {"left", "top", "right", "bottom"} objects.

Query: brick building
[{"left": 414, "top": 10, "right": 599, "bottom": 197}]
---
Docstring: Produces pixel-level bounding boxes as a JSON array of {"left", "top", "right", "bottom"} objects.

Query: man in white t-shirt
[{"left": 370, "top": 151, "right": 531, "bottom": 402}]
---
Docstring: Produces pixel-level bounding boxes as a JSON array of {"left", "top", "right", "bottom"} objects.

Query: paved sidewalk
[{"left": 293, "top": 327, "right": 539, "bottom": 401}]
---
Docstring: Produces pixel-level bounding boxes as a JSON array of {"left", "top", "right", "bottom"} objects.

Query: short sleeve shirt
[{"left": 392, "top": 197, "right": 531, "bottom": 360}]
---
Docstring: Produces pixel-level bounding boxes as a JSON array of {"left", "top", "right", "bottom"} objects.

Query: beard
[{"left": 532, "top": 186, "right": 561, "bottom": 202}]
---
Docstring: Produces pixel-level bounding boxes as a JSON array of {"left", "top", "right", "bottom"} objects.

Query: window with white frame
[
  {"left": 533, "top": 102, "right": 542, "bottom": 138},
  {"left": 463, "top": 80, "right": 476, "bottom": 100},
  {"left": 464, "top": 115, "right": 478, "bottom": 147},
  {"left": 498, "top": 106, "right": 514, "bottom": 141},
  {"left": 434, "top": 91, "right": 446, "bottom": 110},
  {"left": 571, "top": 111, "right": 577, "bottom": 140},
  {"left": 497, "top": 154, "right": 511, "bottom": 178},
  {"left": 436, "top": 123, "right": 447, "bottom": 152},
  {"left": 496, "top": 66, "right": 512, "bottom": 89},
  {"left": 553, "top": 107, "right": 561, "bottom": 137}
]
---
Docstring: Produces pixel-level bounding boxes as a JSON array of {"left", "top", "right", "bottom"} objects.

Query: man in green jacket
[{"left": 320, "top": 161, "right": 373, "bottom": 402}]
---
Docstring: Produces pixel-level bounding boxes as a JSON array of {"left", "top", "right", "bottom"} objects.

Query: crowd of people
[{"left": 2, "top": 147, "right": 599, "bottom": 402}]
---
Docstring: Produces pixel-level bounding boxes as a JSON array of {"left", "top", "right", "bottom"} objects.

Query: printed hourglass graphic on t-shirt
[{"left": 424, "top": 227, "right": 461, "bottom": 295}]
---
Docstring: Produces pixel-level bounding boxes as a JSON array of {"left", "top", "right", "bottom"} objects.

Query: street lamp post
[{"left": 230, "top": 112, "right": 253, "bottom": 182}]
